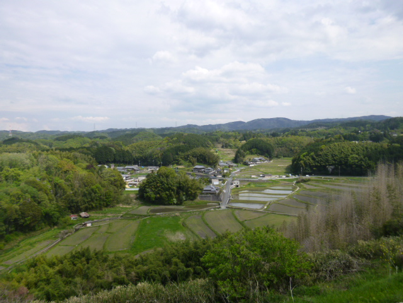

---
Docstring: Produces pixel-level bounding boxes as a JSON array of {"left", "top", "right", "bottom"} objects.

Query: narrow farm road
[{"left": 220, "top": 176, "right": 233, "bottom": 209}]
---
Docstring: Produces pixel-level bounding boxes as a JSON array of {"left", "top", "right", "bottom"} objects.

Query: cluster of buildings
[
  {"left": 244, "top": 157, "right": 268, "bottom": 166},
  {"left": 192, "top": 161, "right": 237, "bottom": 176}
]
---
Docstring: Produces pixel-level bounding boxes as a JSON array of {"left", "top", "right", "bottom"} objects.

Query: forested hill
[
  {"left": 174, "top": 115, "right": 391, "bottom": 132},
  {"left": 0, "top": 115, "right": 392, "bottom": 140}
]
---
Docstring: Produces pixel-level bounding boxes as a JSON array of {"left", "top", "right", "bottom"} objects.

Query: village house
[
  {"left": 147, "top": 166, "right": 159, "bottom": 173},
  {"left": 80, "top": 212, "right": 90, "bottom": 218},
  {"left": 211, "top": 179, "right": 220, "bottom": 186},
  {"left": 125, "top": 165, "right": 140, "bottom": 172},
  {"left": 204, "top": 167, "right": 215, "bottom": 175},
  {"left": 226, "top": 161, "right": 237, "bottom": 168},
  {"left": 231, "top": 180, "right": 240, "bottom": 188},
  {"left": 116, "top": 166, "right": 128, "bottom": 173},
  {"left": 218, "top": 161, "right": 228, "bottom": 167},
  {"left": 193, "top": 165, "right": 206, "bottom": 173},
  {"left": 251, "top": 157, "right": 266, "bottom": 163},
  {"left": 202, "top": 185, "right": 220, "bottom": 194}
]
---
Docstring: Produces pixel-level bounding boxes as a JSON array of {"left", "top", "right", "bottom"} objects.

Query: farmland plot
[
  {"left": 77, "top": 234, "right": 109, "bottom": 251},
  {"left": 46, "top": 245, "right": 75, "bottom": 257},
  {"left": 2, "top": 240, "right": 53, "bottom": 265},
  {"left": 59, "top": 227, "right": 97, "bottom": 246},
  {"left": 185, "top": 215, "right": 216, "bottom": 239},
  {"left": 234, "top": 210, "right": 267, "bottom": 221},
  {"left": 268, "top": 203, "right": 305, "bottom": 215},
  {"left": 128, "top": 206, "right": 151, "bottom": 215},
  {"left": 105, "top": 220, "right": 140, "bottom": 251},
  {"left": 203, "top": 210, "right": 243, "bottom": 234},
  {"left": 107, "top": 220, "right": 131, "bottom": 233},
  {"left": 245, "top": 214, "right": 294, "bottom": 229},
  {"left": 310, "top": 184, "right": 367, "bottom": 192},
  {"left": 297, "top": 191, "right": 331, "bottom": 198},
  {"left": 132, "top": 216, "right": 191, "bottom": 255},
  {"left": 279, "top": 199, "right": 309, "bottom": 208},
  {"left": 293, "top": 195, "right": 324, "bottom": 204}
]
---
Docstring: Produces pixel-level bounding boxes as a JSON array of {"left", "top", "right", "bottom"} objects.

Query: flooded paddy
[
  {"left": 229, "top": 203, "right": 264, "bottom": 209},
  {"left": 230, "top": 184, "right": 294, "bottom": 209}
]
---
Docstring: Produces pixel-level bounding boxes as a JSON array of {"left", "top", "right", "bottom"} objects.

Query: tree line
[{"left": 0, "top": 151, "right": 126, "bottom": 243}]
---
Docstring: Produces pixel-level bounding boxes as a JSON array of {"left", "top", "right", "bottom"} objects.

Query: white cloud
[
  {"left": 151, "top": 51, "right": 176, "bottom": 63},
  {"left": 0, "top": 118, "right": 9, "bottom": 122},
  {"left": 146, "top": 61, "right": 286, "bottom": 112},
  {"left": 144, "top": 85, "right": 161, "bottom": 94},
  {"left": 71, "top": 116, "right": 110, "bottom": 123},
  {"left": 0, "top": 0, "right": 402, "bottom": 130},
  {"left": 254, "top": 100, "right": 279, "bottom": 107},
  {"left": 345, "top": 86, "right": 356, "bottom": 94}
]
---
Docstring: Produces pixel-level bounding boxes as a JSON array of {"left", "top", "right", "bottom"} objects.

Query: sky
[{"left": 0, "top": 0, "right": 402, "bottom": 132}]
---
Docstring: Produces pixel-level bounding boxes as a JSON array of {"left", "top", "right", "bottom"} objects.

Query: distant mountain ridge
[
  {"left": 0, "top": 115, "right": 394, "bottom": 140},
  {"left": 173, "top": 115, "right": 391, "bottom": 132}
]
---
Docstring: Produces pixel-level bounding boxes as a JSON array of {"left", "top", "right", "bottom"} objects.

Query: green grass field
[
  {"left": 131, "top": 216, "right": 193, "bottom": 255},
  {"left": 203, "top": 210, "right": 244, "bottom": 234}
]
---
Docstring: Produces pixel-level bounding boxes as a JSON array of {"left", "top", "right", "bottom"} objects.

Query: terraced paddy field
[
  {"left": 229, "top": 202, "right": 265, "bottom": 209},
  {"left": 309, "top": 183, "right": 368, "bottom": 192},
  {"left": 234, "top": 210, "right": 267, "bottom": 221},
  {"left": 185, "top": 215, "right": 216, "bottom": 239},
  {"left": 268, "top": 203, "right": 306, "bottom": 215},
  {"left": 301, "top": 183, "right": 323, "bottom": 189},
  {"left": 128, "top": 206, "right": 151, "bottom": 215},
  {"left": 279, "top": 198, "right": 309, "bottom": 208},
  {"left": 293, "top": 194, "right": 325, "bottom": 204},
  {"left": 203, "top": 210, "right": 244, "bottom": 234},
  {"left": 105, "top": 221, "right": 140, "bottom": 251},
  {"left": 0, "top": 228, "right": 63, "bottom": 269},
  {"left": 131, "top": 216, "right": 195, "bottom": 255},
  {"left": 244, "top": 214, "right": 295, "bottom": 229},
  {"left": 231, "top": 182, "right": 294, "bottom": 210},
  {"left": 1, "top": 176, "right": 374, "bottom": 268},
  {"left": 45, "top": 220, "right": 141, "bottom": 257}
]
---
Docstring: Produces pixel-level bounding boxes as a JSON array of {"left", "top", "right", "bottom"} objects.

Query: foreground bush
[
  {"left": 63, "top": 279, "right": 216, "bottom": 303},
  {"left": 202, "top": 227, "right": 312, "bottom": 300}
]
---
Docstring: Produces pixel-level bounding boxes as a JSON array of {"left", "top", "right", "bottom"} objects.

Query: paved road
[{"left": 220, "top": 176, "right": 233, "bottom": 209}]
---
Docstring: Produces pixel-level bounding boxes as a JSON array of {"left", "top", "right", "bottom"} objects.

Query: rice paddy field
[{"left": 0, "top": 175, "right": 371, "bottom": 270}]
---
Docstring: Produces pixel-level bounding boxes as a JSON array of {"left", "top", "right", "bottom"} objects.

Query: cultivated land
[
  {"left": 214, "top": 148, "right": 236, "bottom": 162},
  {"left": 0, "top": 170, "right": 371, "bottom": 270},
  {"left": 237, "top": 157, "right": 293, "bottom": 177}
]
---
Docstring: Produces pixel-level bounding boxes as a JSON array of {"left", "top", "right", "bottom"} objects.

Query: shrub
[
  {"left": 309, "top": 250, "right": 362, "bottom": 281},
  {"left": 202, "top": 227, "right": 311, "bottom": 300}
]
